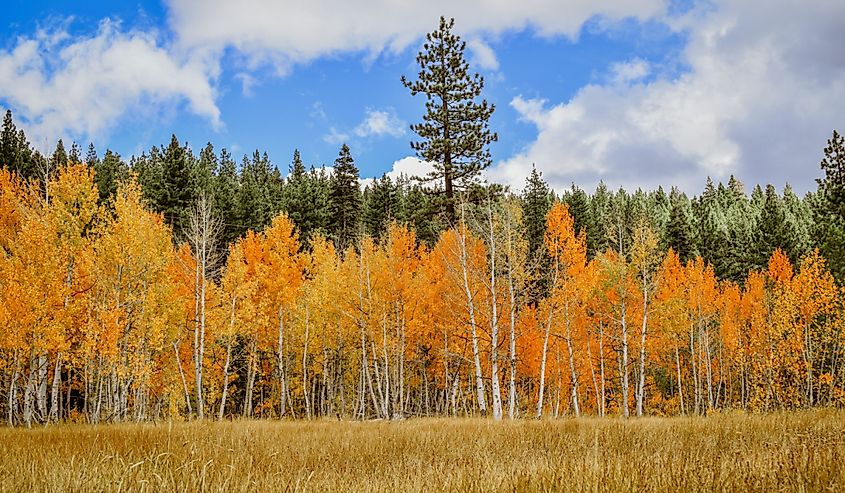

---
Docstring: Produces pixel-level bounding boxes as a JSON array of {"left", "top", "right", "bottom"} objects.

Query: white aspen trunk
[
  {"left": 804, "top": 321, "right": 813, "bottom": 406},
  {"left": 243, "top": 340, "right": 256, "bottom": 418},
  {"left": 555, "top": 345, "right": 563, "bottom": 417},
  {"left": 361, "top": 326, "right": 380, "bottom": 418},
  {"left": 487, "top": 202, "right": 503, "bottom": 420},
  {"left": 599, "top": 321, "right": 606, "bottom": 418},
  {"left": 23, "top": 355, "right": 35, "bottom": 427},
  {"left": 507, "top": 266, "right": 518, "bottom": 420},
  {"left": 278, "top": 306, "right": 287, "bottom": 417},
  {"left": 636, "top": 281, "right": 649, "bottom": 417},
  {"left": 93, "top": 362, "right": 103, "bottom": 424},
  {"left": 398, "top": 307, "right": 406, "bottom": 418},
  {"left": 8, "top": 355, "right": 19, "bottom": 426},
  {"left": 381, "top": 314, "right": 390, "bottom": 417},
  {"left": 173, "top": 342, "right": 192, "bottom": 417},
  {"left": 676, "top": 347, "right": 685, "bottom": 415},
  {"left": 621, "top": 298, "right": 630, "bottom": 418},
  {"left": 450, "top": 370, "right": 460, "bottom": 416},
  {"left": 218, "top": 338, "right": 233, "bottom": 421},
  {"left": 458, "top": 225, "right": 487, "bottom": 416},
  {"left": 218, "top": 296, "right": 237, "bottom": 421},
  {"left": 370, "top": 338, "right": 387, "bottom": 417},
  {"left": 192, "top": 250, "right": 201, "bottom": 420},
  {"left": 587, "top": 337, "right": 599, "bottom": 417},
  {"left": 690, "top": 327, "right": 699, "bottom": 414},
  {"left": 198, "top": 250, "right": 207, "bottom": 420},
  {"left": 188, "top": 194, "right": 219, "bottom": 421},
  {"left": 37, "top": 353, "right": 47, "bottom": 420},
  {"left": 537, "top": 306, "right": 553, "bottom": 418},
  {"left": 49, "top": 353, "right": 62, "bottom": 423},
  {"left": 564, "top": 302, "right": 580, "bottom": 417},
  {"left": 704, "top": 325, "right": 714, "bottom": 410},
  {"left": 303, "top": 305, "right": 311, "bottom": 419}
]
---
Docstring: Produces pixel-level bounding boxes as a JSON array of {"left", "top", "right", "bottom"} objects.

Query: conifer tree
[
  {"left": 329, "top": 144, "right": 363, "bottom": 251},
  {"left": 158, "top": 135, "right": 196, "bottom": 230},
  {"left": 589, "top": 182, "right": 612, "bottom": 257},
  {"left": 696, "top": 177, "right": 731, "bottom": 277},
  {"left": 282, "top": 150, "right": 309, "bottom": 235},
  {"left": 214, "top": 148, "right": 241, "bottom": 245},
  {"left": 0, "top": 110, "right": 34, "bottom": 178},
  {"left": 759, "top": 184, "right": 797, "bottom": 266},
  {"left": 51, "top": 139, "right": 68, "bottom": 169},
  {"left": 237, "top": 151, "right": 280, "bottom": 233},
  {"left": 565, "top": 184, "right": 592, "bottom": 240},
  {"left": 194, "top": 142, "right": 218, "bottom": 198},
  {"left": 68, "top": 142, "right": 81, "bottom": 164},
  {"left": 522, "top": 166, "right": 552, "bottom": 260},
  {"left": 399, "top": 181, "right": 441, "bottom": 246},
  {"left": 665, "top": 188, "right": 696, "bottom": 264},
  {"left": 401, "top": 16, "right": 497, "bottom": 221},
  {"left": 364, "top": 174, "right": 401, "bottom": 242},
  {"left": 782, "top": 184, "right": 813, "bottom": 261},
  {"left": 94, "top": 150, "right": 127, "bottom": 204},
  {"left": 818, "top": 130, "right": 845, "bottom": 212},
  {"left": 0, "top": 110, "right": 16, "bottom": 169},
  {"left": 85, "top": 143, "right": 99, "bottom": 168},
  {"left": 606, "top": 188, "right": 631, "bottom": 256},
  {"left": 816, "top": 130, "right": 845, "bottom": 282}
]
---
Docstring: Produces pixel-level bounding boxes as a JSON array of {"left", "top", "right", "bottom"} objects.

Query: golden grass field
[{"left": 0, "top": 411, "right": 843, "bottom": 492}]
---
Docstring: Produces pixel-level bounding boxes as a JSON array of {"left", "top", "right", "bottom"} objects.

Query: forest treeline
[
  {"left": 2, "top": 14, "right": 845, "bottom": 425},
  {"left": 1, "top": 108, "right": 845, "bottom": 425}
]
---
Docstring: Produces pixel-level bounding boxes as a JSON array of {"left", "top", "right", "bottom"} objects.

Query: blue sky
[{"left": 0, "top": 0, "right": 842, "bottom": 193}]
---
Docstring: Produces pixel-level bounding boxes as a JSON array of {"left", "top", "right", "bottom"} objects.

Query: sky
[{"left": 0, "top": 0, "right": 842, "bottom": 195}]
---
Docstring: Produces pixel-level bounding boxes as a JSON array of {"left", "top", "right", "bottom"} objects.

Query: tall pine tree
[
  {"left": 364, "top": 174, "right": 400, "bottom": 242},
  {"left": 665, "top": 188, "right": 696, "bottom": 264},
  {"left": 815, "top": 130, "right": 845, "bottom": 282},
  {"left": 401, "top": 16, "right": 496, "bottom": 221},
  {"left": 329, "top": 144, "right": 363, "bottom": 252},
  {"left": 522, "top": 166, "right": 552, "bottom": 261}
]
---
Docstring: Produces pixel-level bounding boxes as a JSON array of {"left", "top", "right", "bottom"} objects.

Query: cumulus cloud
[
  {"left": 361, "top": 155, "right": 435, "bottom": 189},
  {"left": 0, "top": 19, "right": 219, "bottom": 148},
  {"left": 491, "top": 0, "right": 845, "bottom": 194},
  {"left": 467, "top": 38, "right": 499, "bottom": 71},
  {"left": 354, "top": 109, "right": 405, "bottom": 139},
  {"left": 610, "top": 58, "right": 649, "bottom": 85},
  {"left": 0, "top": 0, "right": 668, "bottom": 155},
  {"left": 323, "top": 127, "right": 350, "bottom": 145},
  {"left": 165, "top": 0, "right": 666, "bottom": 71},
  {"left": 324, "top": 108, "right": 405, "bottom": 144}
]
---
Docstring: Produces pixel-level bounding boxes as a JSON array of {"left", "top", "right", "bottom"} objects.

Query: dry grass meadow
[{"left": 1, "top": 411, "right": 843, "bottom": 492}]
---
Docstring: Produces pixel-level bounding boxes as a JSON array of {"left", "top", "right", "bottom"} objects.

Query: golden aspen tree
[
  {"left": 653, "top": 249, "right": 689, "bottom": 414},
  {"left": 791, "top": 250, "right": 838, "bottom": 406},
  {"left": 630, "top": 219, "right": 662, "bottom": 416},
  {"left": 685, "top": 257, "right": 719, "bottom": 413},
  {"left": 543, "top": 203, "right": 588, "bottom": 417},
  {"left": 89, "top": 179, "right": 175, "bottom": 422},
  {"left": 257, "top": 215, "right": 305, "bottom": 417}
]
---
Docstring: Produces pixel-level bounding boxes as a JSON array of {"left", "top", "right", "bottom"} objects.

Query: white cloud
[
  {"left": 467, "top": 38, "right": 499, "bottom": 71},
  {"left": 491, "top": 0, "right": 845, "bottom": 194},
  {"left": 165, "top": 0, "right": 666, "bottom": 71},
  {"left": 0, "top": 19, "right": 220, "bottom": 148},
  {"left": 610, "top": 58, "right": 649, "bottom": 84},
  {"left": 0, "top": 0, "right": 668, "bottom": 155},
  {"left": 323, "top": 127, "right": 350, "bottom": 145},
  {"left": 354, "top": 109, "right": 405, "bottom": 139},
  {"left": 361, "top": 156, "right": 436, "bottom": 189},
  {"left": 234, "top": 72, "right": 257, "bottom": 97},
  {"left": 324, "top": 108, "right": 405, "bottom": 145}
]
